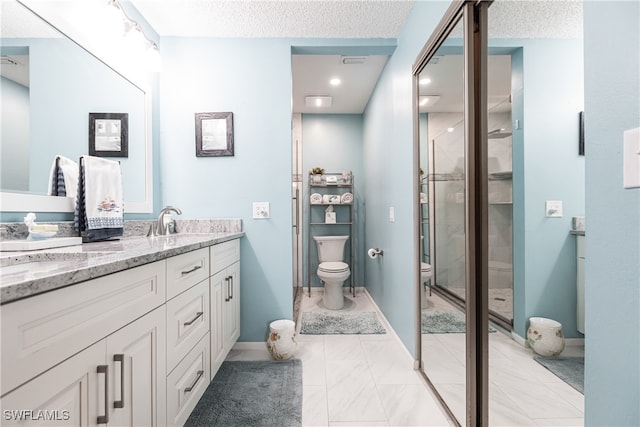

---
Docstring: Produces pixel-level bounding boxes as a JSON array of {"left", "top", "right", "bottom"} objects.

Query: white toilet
[
  {"left": 313, "top": 235, "right": 351, "bottom": 310},
  {"left": 421, "top": 262, "right": 432, "bottom": 299}
]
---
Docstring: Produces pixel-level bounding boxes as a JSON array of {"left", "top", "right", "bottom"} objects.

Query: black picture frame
[
  {"left": 195, "top": 112, "right": 234, "bottom": 157},
  {"left": 89, "top": 112, "right": 128, "bottom": 157}
]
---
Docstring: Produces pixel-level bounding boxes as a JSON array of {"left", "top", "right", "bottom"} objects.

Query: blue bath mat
[
  {"left": 534, "top": 356, "right": 584, "bottom": 394},
  {"left": 421, "top": 310, "right": 496, "bottom": 333},
  {"left": 300, "top": 311, "right": 386, "bottom": 334}
]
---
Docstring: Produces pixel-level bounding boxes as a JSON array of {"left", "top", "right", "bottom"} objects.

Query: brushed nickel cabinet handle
[
  {"left": 183, "top": 311, "right": 204, "bottom": 326},
  {"left": 181, "top": 265, "right": 202, "bottom": 276},
  {"left": 97, "top": 365, "right": 109, "bottom": 424},
  {"left": 184, "top": 370, "right": 204, "bottom": 393},
  {"left": 229, "top": 276, "right": 233, "bottom": 300},
  {"left": 224, "top": 277, "right": 230, "bottom": 302},
  {"left": 113, "top": 354, "right": 125, "bottom": 409}
]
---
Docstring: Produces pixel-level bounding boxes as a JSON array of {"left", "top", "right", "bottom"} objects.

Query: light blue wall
[
  {"left": 159, "top": 38, "right": 294, "bottom": 342},
  {"left": 1, "top": 76, "right": 29, "bottom": 191},
  {"left": 362, "top": 1, "right": 450, "bottom": 354},
  {"left": 301, "top": 114, "right": 365, "bottom": 288},
  {"left": 584, "top": 2, "right": 640, "bottom": 425},
  {"left": 490, "top": 39, "right": 585, "bottom": 339}
]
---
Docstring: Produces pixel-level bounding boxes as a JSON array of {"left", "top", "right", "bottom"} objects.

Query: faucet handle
[{"left": 147, "top": 223, "right": 157, "bottom": 237}]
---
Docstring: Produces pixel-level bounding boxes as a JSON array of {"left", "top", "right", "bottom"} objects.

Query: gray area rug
[
  {"left": 422, "top": 310, "right": 496, "bottom": 333},
  {"left": 534, "top": 356, "right": 584, "bottom": 394},
  {"left": 300, "top": 311, "right": 386, "bottom": 334},
  {"left": 184, "top": 360, "right": 302, "bottom": 427}
]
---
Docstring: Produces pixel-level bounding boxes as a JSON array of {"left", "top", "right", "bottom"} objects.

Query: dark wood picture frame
[
  {"left": 89, "top": 112, "right": 128, "bottom": 157},
  {"left": 195, "top": 112, "right": 234, "bottom": 157}
]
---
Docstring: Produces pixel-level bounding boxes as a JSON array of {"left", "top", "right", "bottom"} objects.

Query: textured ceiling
[{"left": 129, "top": 0, "right": 415, "bottom": 38}]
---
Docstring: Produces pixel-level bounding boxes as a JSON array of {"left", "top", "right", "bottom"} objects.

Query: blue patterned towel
[
  {"left": 74, "top": 156, "right": 124, "bottom": 242},
  {"left": 47, "top": 155, "right": 78, "bottom": 197}
]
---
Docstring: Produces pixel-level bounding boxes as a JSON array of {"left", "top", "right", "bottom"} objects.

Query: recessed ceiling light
[
  {"left": 419, "top": 77, "right": 432, "bottom": 85},
  {"left": 330, "top": 78, "right": 341, "bottom": 86},
  {"left": 418, "top": 95, "right": 440, "bottom": 107},
  {"left": 305, "top": 96, "right": 332, "bottom": 108},
  {"left": 447, "top": 127, "right": 455, "bottom": 133}
]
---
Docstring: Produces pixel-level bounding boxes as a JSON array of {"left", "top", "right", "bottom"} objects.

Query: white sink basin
[{"left": 0, "top": 237, "right": 83, "bottom": 252}]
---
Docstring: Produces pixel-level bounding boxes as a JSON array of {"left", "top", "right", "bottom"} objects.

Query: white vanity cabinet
[
  {"left": 0, "top": 237, "right": 242, "bottom": 427},
  {"left": 209, "top": 239, "right": 241, "bottom": 378},
  {"left": 0, "top": 261, "right": 167, "bottom": 427}
]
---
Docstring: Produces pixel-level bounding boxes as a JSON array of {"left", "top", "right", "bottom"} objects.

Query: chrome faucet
[{"left": 155, "top": 206, "right": 182, "bottom": 236}]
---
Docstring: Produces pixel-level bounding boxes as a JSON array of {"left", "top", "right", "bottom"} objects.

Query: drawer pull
[
  {"left": 97, "top": 365, "right": 109, "bottom": 424},
  {"left": 114, "top": 354, "right": 125, "bottom": 409},
  {"left": 184, "top": 370, "right": 204, "bottom": 393},
  {"left": 229, "top": 276, "right": 234, "bottom": 300},
  {"left": 225, "top": 277, "right": 230, "bottom": 302},
  {"left": 183, "top": 311, "right": 204, "bottom": 326},
  {"left": 181, "top": 265, "right": 202, "bottom": 276}
]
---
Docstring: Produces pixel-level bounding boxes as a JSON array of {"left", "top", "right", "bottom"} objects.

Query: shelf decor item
[{"left": 309, "top": 167, "right": 325, "bottom": 184}]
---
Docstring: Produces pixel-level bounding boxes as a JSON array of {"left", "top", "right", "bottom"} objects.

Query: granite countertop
[{"left": 0, "top": 231, "right": 244, "bottom": 305}]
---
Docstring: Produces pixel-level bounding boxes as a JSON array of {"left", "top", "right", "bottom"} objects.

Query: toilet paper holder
[{"left": 368, "top": 248, "right": 384, "bottom": 259}]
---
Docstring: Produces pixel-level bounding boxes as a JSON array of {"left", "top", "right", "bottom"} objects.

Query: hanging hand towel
[
  {"left": 47, "top": 155, "right": 79, "bottom": 198},
  {"left": 74, "top": 156, "right": 124, "bottom": 242}
]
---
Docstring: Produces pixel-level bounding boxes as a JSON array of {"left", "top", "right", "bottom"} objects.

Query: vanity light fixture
[
  {"left": 106, "top": 0, "right": 162, "bottom": 71},
  {"left": 305, "top": 96, "right": 332, "bottom": 108},
  {"left": 419, "top": 95, "right": 440, "bottom": 107}
]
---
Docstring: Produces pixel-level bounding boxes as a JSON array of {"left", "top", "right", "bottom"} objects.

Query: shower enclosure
[{"left": 429, "top": 98, "right": 513, "bottom": 327}]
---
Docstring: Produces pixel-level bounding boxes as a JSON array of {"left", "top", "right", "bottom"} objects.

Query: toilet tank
[{"left": 313, "top": 235, "right": 349, "bottom": 263}]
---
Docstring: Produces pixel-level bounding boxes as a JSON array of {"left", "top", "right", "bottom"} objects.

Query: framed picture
[
  {"left": 195, "top": 112, "right": 234, "bottom": 157},
  {"left": 89, "top": 113, "right": 128, "bottom": 157}
]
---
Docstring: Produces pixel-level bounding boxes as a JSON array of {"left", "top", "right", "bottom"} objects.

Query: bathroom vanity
[{"left": 0, "top": 230, "right": 243, "bottom": 426}]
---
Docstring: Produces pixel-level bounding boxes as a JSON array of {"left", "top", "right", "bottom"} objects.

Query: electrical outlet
[
  {"left": 253, "top": 202, "right": 270, "bottom": 219},
  {"left": 545, "top": 200, "right": 563, "bottom": 218}
]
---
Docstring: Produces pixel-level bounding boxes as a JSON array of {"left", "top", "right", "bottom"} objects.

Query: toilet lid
[
  {"left": 318, "top": 262, "right": 349, "bottom": 273},
  {"left": 421, "top": 262, "right": 432, "bottom": 272}
]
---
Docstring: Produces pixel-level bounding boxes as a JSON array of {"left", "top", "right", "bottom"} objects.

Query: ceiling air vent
[{"left": 341, "top": 56, "right": 366, "bottom": 65}]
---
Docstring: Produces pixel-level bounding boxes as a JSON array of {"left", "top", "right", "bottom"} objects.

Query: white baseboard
[
  {"left": 232, "top": 341, "right": 266, "bottom": 351},
  {"left": 511, "top": 332, "right": 585, "bottom": 348}
]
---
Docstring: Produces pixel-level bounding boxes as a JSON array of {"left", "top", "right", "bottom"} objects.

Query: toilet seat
[{"left": 318, "top": 261, "right": 349, "bottom": 273}]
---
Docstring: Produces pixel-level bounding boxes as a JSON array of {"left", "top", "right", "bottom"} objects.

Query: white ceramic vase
[
  {"left": 527, "top": 317, "right": 565, "bottom": 357},
  {"left": 267, "top": 319, "right": 297, "bottom": 360}
]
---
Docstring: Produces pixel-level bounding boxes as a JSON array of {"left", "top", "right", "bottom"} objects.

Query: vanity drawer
[
  {"left": 166, "top": 280, "right": 209, "bottom": 372},
  {"left": 166, "top": 247, "right": 210, "bottom": 300},
  {"left": 1, "top": 261, "right": 166, "bottom": 395},
  {"left": 166, "top": 334, "right": 210, "bottom": 427},
  {"left": 210, "top": 239, "right": 240, "bottom": 274}
]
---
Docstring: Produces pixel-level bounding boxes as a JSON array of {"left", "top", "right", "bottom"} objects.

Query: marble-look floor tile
[
  {"left": 543, "top": 381, "right": 584, "bottom": 412},
  {"left": 492, "top": 376, "right": 583, "bottom": 419},
  {"left": 360, "top": 339, "right": 410, "bottom": 363},
  {"left": 329, "top": 422, "right": 388, "bottom": 426},
  {"left": 303, "top": 385, "right": 329, "bottom": 427},
  {"left": 324, "top": 335, "right": 366, "bottom": 361},
  {"left": 533, "top": 417, "right": 584, "bottom": 426},
  {"left": 225, "top": 348, "right": 272, "bottom": 361},
  {"left": 487, "top": 383, "right": 538, "bottom": 426},
  {"left": 377, "top": 384, "right": 452, "bottom": 426},
  {"left": 368, "top": 359, "right": 422, "bottom": 385},
  {"left": 298, "top": 341, "right": 327, "bottom": 386}
]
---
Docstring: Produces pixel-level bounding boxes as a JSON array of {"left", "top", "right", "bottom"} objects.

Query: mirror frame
[{"left": 0, "top": 0, "right": 153, "bottom": 213}]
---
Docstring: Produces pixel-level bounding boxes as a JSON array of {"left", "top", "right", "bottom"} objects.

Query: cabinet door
[
  {"left": 209, "top": 270, "right": 226, "bottom": 378},
  {"left": 1, "top": 341, "right": 105, "bottom": 427},
  {"left": 106, "top": 307, "right": 166, "bottom": 427},
  {"left": 224, "top": 262, "right": 241, "bottom": 350}
]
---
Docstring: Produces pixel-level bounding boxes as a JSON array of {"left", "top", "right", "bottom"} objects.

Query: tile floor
[{"left": 228, "top": 288, "right": 584, "bottom": 427}]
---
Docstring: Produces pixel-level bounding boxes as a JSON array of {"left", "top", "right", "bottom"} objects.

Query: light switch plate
[
  {"left": 389, "top": 207, "right": 395, "bottom": 222},
  {"left": 545, "top": 200, "right": 563, "bottom": 218},
  {"left": 623, "top": 127, "right": 640, "bottom": 189},
  {"left": 253, "top": 202, "right": 270, "bottom": 219}
]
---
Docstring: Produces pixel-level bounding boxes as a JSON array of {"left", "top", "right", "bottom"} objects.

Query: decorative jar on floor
[
  {"left": 267, "top": 319, "right": 297, "bottom": 360},
  {"left": 527, "top": 317, "right": 565, "bottom": 357}
]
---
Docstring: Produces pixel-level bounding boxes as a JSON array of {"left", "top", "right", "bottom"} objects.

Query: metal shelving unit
[{"left": 307, "top": 172, "right": 355, "bottom": 298}]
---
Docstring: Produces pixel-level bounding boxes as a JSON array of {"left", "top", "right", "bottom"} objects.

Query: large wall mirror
[{"left": 0, "top": 0, "right": 152, "bottom": 213}]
